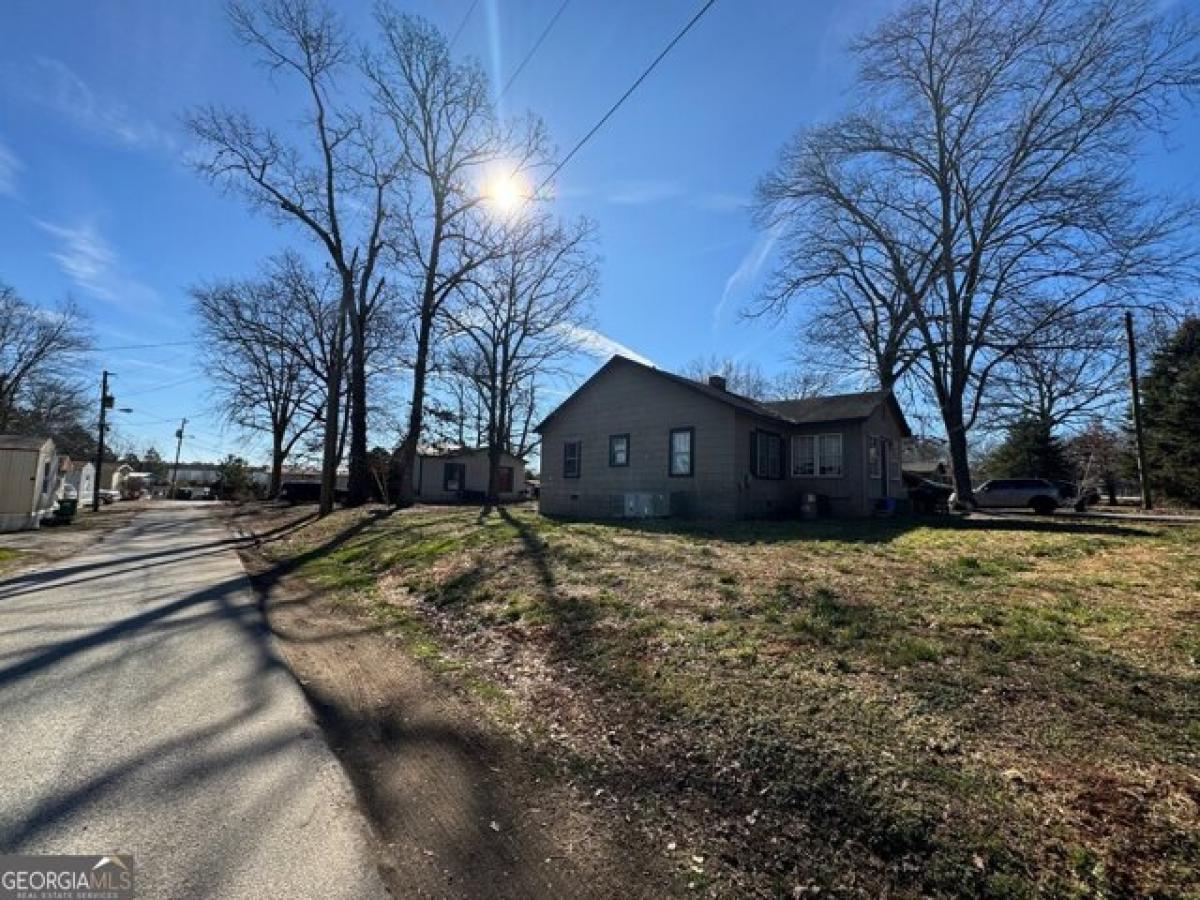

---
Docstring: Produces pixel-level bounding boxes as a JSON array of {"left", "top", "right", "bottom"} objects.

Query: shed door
[
  {"left": 497, "top": 466, "right": 514, "bottom": 494},
  {"left": 879, "top": 440, "right": 889, "bottom": 499},
  {"left": 443, "top": 463, "right": 465, "bottom": 492}
]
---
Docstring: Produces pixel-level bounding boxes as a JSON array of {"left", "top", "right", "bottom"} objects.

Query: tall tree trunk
[
  {"left": 346, "top": 300, "right": 370, "bottom": 506},
  {"left": 944, "top": 403, "right": 974, "bottom": 507},
  {"left": 485, "top": 392, "right": 500, "bottom": 505},
  {"left": 269, "top": 429, "right": 285, "bottom": 499},
  {"left": 319, "top": 298, "right": 348, "bottom": 517},
  {"left": 395, "top": 307, "right": 435, "bottom": 507}
]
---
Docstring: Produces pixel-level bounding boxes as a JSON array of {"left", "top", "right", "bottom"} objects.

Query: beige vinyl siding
[
  {"left": 0, "top": 441, "right": 57, "bottom": 531},
  {"left": 414, "top": 452, "right": 526, "bottom": 502},
  {"left": 539, "top": 362, "right": 739, "bottom": 519},
  {"left": 733, "top": 414, "right": 868, "bottom": 517},
  {"left": 538, "top": 358, "right": 911, "bottom": 520},
  {"left": 859, "top": 403, "right": 906, "bottom": 508}
]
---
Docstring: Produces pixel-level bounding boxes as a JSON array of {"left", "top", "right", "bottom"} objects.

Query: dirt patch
[{"left": 234, "top": 514, "right": 672, "bottom": 900}]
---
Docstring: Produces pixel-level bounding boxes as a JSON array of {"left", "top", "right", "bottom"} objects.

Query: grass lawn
[{"left": 249, "top": 504, "right": 1200, "bottom": 898}]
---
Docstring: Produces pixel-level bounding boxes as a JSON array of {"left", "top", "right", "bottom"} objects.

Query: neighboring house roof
[
  {"left": 418, "top": 445, "right": 525, "bottom": 461},
  {"left": 535, "top": 355, "right": 911, "bottom": 436},
  {"left": 0, "top": 434, "right": 54, "bottom": 452}
]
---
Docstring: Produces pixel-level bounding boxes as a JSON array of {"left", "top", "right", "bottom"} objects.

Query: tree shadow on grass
[
  {"left": 587, "top": 513, "right": 1159, "bottom": 545},
  {"left": 473, "top": 506, "right": 1195, "bottom": 896}
]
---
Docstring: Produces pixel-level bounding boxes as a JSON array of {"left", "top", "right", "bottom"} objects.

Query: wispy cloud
[
  {"left": 606, "top": 179, "right": 687, "bottom": 206},
  {"left": 712, "top": 225, "right": 781, "bottom": 331},
  {"left": 0, "top": 138, "right": 20, "bottom": 197},
  {"left": 558, "top": 324, "right": 656, "bottom": 367},
  {"left": 2, "top": 57, "right": 177, "bottom": 155},
  {"left": 558, "top": 179, "right": 748, "bottom": 214},
  {"left": 36, "top": 220, "right": 159, "bottom": 309}
]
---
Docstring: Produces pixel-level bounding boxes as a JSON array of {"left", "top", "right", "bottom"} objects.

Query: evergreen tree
[
  {"left": 1141, "top": 318, "right": 1200, "bottom": 505},
  {"left": 985, "top": 418, "right": 1075, "bottom": 483},
  {"left": 215, "top": 455, "right": 254, "bottom": 501},
  {"left": 142, "top": 447, "right": 169, "bottom": 481}
]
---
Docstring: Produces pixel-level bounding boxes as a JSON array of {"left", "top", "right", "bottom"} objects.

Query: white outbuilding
[{"left": 0, "top": 434, "right": 59, "bottom": 532}]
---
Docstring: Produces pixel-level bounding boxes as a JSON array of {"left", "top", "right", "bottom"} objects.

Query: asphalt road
[{"left": 0, "top": 503, "right": 389, "bottom": 899}]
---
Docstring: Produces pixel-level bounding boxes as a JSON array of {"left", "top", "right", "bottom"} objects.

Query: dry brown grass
[{"left": 244, "top": 503, "right": 1200, "bottom": 899}]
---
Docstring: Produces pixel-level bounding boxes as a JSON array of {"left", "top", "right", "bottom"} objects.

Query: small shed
[
  {"left": 61, "top": 460, "right": 96, "bottom": 502},
  {"left": 0, "top": 434, "right": 59, "bottom": 532},
  {"left": 413, "top": 447, "right": 527, "bottom": 503}
]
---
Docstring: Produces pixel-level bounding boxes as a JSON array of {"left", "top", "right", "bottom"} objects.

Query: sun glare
[{"left": 484, "top": 169, "right": 528, "bottom": 215}]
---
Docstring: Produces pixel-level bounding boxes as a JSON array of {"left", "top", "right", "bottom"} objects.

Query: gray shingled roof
[
  {"left": 762, "top": 393, "right": 886, "bottom": 424},
  {"left": 0, "top": 434, "right": 53, "bottom": 452},
  {"left": 536, "top": 356, "right": 911, "bottom": 435}
]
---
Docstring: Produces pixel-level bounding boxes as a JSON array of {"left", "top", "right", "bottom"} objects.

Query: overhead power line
[
  {"left": 536, "top": 0, "right": 720, "bottom": 196},
  {"left": 100, "top": 340, "right": 194, "bottom": 352},
  {"left": 499, "top": 0, "right": 572, "bottom": 98},
  {"left": 449, "top": 0, "right": 480, "bottom": 49},
  {"left": 119, "top": 374, "right": 207, "bottom": 398}
]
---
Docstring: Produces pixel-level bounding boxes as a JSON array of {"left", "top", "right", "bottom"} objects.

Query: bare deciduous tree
[
  {"left": 681, "top": 355, "right": 836, "bottom": 401},
  {"left": 756, "top": 0, "right": 1200, "bottom": 503},
  {"left": 193, "top": 268, "right": 325, "bottom": 497},
  {"left": 681, "top": 355, "right": 772, "bottom": 398},
  {"left": 982, "top": 308, "right": 1126, "bottom": 431},
  {"left": 364, "top": 9, "right": 549, "bottom": 506},
  {"left": 0, "top": 284, "right": 90, "bottom": 433},
  {"left": 443, "top": 213, "right": 596, "bottom": 502},
  {"left": 187, "top": 0, "right": 400, "bottom": 513}
]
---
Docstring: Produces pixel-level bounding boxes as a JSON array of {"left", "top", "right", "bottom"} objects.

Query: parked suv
[{"left": 951, "top": 478, "right": 1061, "bottom": 514}]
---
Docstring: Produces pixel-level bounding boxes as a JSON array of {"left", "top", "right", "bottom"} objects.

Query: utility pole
[
  {"left": 170, "top": 418, "right": 188, "bottom": 500},
  {"left": 1124, "top": 310, "right": 1153, "bottom": 510},
  {"left": 92, "top": 370, "right": 113, "bottom": 512}
]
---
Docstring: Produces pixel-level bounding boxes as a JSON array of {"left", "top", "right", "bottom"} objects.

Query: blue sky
[{"left": 2, "top": 0, "right": 1198, "bottom": 463}]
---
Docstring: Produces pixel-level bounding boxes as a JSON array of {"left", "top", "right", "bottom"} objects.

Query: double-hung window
[
  {"left": 791, "top": 435, "right": 816, "bottom": 476},
  {"left": 791, "top": 433, "right": 843, "bottom": 477},
  {"left": 819, "top": 434, "right": 843, "bottom": 476},
  {"left": 609, "top": 434, "right": 630, "bottom": 467},
  {"left": 867, "top": 436, "right": 882, "bottom": 479},
  {"left": 669, "top": 428, "right": 694, "bottom": 477},
  {"left": 563, "top": 440, "right": 582, "bottom": 478},
  {"left": 752, "top": 430, "right": 783, "bottom": 479}
]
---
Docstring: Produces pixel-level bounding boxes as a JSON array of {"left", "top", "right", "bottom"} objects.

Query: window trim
[
  {"left": 752, "top": 429, "right": 784, "bottom": 480},
  {"left": 790, "top": 434, "right": 817, "bottom": 477},
  {"left": 563, "top": 440, "right": 582, "bottom": 479},
  {"left": 668, "top": 427, "right": 695, "bottom": 478},
  {"left": 818, "top": 433, "right": 844, "bottom": 477},
  {"left": 608, "top": 433, "right": 630, "bottom": 467},
  {"left": 887, "top": 438, "right": 902, "bottom": 482},
  {"left": 790, "top": 432, "right": 844, "bottom": 479}
]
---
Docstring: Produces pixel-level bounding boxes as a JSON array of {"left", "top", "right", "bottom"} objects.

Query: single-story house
[
  {"left": 0, "top": 434, "right": 60, "bottom": 532},
  {"left": 413, "top": 447, "right": 527, "bottom": 502},
  {"left": 535, "top": 355, "right": 911, "bottom": 519}
]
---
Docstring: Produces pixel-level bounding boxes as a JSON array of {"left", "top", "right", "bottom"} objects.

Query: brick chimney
[{"left": 708, "top": 374, "right": 728, "bottom": 391}]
